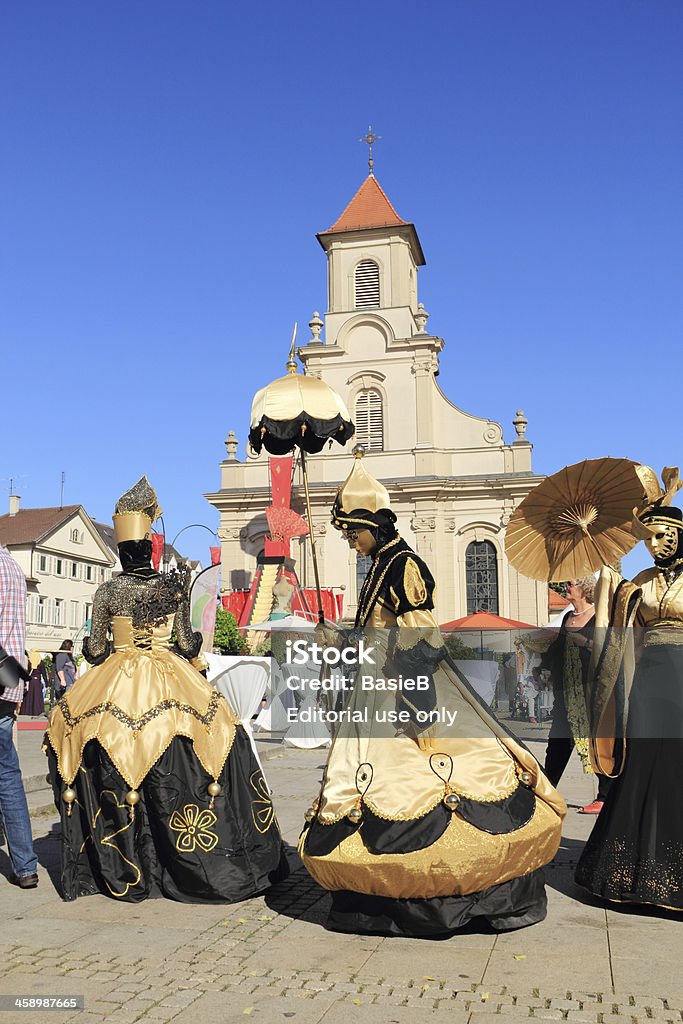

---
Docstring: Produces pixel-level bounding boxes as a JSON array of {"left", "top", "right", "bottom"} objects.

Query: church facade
[{"left": 206, "top": 174, "right": 548, "bottom": 625}]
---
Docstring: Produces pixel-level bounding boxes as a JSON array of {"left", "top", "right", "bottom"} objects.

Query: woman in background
[{"left": 22, "top": 651, "right": 46, "bottom": 718}]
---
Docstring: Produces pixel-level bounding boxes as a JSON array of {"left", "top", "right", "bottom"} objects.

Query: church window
[
  {"left": 355, "top": 389, "right": 384, "bottom": 451},
  {"left": 354, "top": 259, "right": 380, "bottom": 309},
  {"left": 356, "top": 553, "right": 372, "bottom": 601},
  {"left": 465, "top": 541, "right": 499, "bottom": 615}
]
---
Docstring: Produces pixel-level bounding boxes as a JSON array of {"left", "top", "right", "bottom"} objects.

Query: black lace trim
[
  {"left": 173, "top": 631, "right": 203, "bottom": 661},
  {"left": 132, "top": 566, "right": 190, "bottom": 628},
  {"left": 82, "top": 636, "right": 112, "bottom": 666}
]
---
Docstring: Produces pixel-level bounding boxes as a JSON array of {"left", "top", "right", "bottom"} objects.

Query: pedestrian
[
  {"left": 54, "top": 640, "right": 76, "bottom": 699},
  {"left": 526, "top": 665, "right": 544, "bottom": 723},
  {"left": 542, "top": 578, "right": 612, "bottom": 814},
  {"left": 0, "top": 542, "right": 39, "bottom": 889},
  {"left": 22, "top": 651, "right": 47, "bottom": 718}
]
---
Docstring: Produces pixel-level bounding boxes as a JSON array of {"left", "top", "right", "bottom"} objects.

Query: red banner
[
  {"left": 151, "top": 533, "right": 165, "bottom": 570},
  {"left": 210, "top": 546, "right": 221, "bottom": 566},
  {"left": 222, "top": 592, "right": 248, "bottom": 619}
]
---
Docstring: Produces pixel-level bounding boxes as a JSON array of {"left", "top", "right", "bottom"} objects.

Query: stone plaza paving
[{"left": 2, "top": 726, "right": 682, "bottom": 1024}]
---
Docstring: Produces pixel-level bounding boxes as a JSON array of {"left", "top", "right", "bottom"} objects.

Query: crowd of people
[{"left": 1, "top": 461, "right": 682, "bottom": 932}]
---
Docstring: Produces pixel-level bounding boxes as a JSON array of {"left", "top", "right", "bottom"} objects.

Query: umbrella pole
[{"left": 299, "top": 449, "right": 325, "bottom": 624}]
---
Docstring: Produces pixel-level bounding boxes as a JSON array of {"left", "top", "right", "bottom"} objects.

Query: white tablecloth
[
  {"left": 206, "top": 654, "right": 274, "bottom": 774},
  {"left": 452, "top": 659, "right": 500, "bottom": 706},
  {"left": 281, "top": 658, "right": 333, "bottom": 750}
]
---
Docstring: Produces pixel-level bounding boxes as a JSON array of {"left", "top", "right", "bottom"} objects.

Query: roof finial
[
  {"left": 360, "top": 125, "right": 381, "bottom": 177},
  {"left": 286, "top": 322, "right": 298, "bottom": 373}
]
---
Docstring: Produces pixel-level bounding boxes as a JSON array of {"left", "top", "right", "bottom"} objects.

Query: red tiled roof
[
  {"left": 440, "top": 611, "right": 537, "bottom": 630},
  {"left": 548, "top": 587, "right": 571, "bottom": 611},
  {"left": 0, "top": 506, "right": 80, "bottom": 546},
  {"left": 325, "top": 175, "right": 408, "bottom": 233}
]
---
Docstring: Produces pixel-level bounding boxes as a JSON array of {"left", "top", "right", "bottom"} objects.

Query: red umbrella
[{"left": 440, "top": 611, "right": 537, "bottom": 657}]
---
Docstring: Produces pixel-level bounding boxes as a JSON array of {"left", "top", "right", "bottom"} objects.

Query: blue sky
[{"left": 2, "top": 1, "right": 681, "bottom": 576}]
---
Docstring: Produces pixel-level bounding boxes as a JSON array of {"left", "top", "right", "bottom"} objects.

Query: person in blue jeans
[{"left": 0, "top": 543, "right": 38, "bottom": 888}]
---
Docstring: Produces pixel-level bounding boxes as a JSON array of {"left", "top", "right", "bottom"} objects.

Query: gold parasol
[
  {"left": 248, "top": 326, "right": 355, "bottom": 621},
  {"left": 505, "top": 457, "right": 650, "bottom": 582}
]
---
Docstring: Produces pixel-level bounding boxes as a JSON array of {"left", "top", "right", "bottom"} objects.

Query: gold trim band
[{"left": 113, "top": 511, "right": 153, "bottom": 543}]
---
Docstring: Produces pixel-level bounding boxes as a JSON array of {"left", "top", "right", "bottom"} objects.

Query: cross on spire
[{"left": 360, "top": 125, "right": 381, "bottom": 177}]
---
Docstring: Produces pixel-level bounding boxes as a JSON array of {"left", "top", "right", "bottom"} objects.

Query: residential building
[{"left": 0, "top": 497, "right": 116, "bottom": 653}]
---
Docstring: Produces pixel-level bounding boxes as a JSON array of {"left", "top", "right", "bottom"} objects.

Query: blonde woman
[{"left": 542, "top": 577, "right": 612, "bottom": 813}]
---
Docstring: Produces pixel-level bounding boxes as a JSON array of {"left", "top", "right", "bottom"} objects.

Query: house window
[
  {"left": 99, "top": 567, "right": 105, "bottom": 582},
  {"left": 354, "top": 259, "right": 380, "bottom": 309},
  {"left": 54, "top": 599, "right": 64, "bottom": 626},
  {"left": 71, "top": 561, "right": 79, "bottom": 579},
  {"left": 70, "top": 528, "right": 81, "bottom": 543},
  {"left": 55, "top": 558, "right": 64, "bottom": 576},
  {"left": 354, "top": 389, "right": 384, "bottom": 451},
  {"left": 465, "top": 540, "right": 499, "bottom": 615},
  {"left": 36, "top": 597, "right": 45, "bottom": 624},
  {"left": 356, "top": 554, "right": 373, "bottom": 602},
  {"left": 85, "top": 565, "right": 94, "bottom": 582},
  {"left": 84, "top": 603, "right": 93, "bottom": 627},
  {"left": 70, "top": 601, "right": 80, "bottom": 628},
  {"left": 38, "top": 554, "right": 48, "bottom": 573}
]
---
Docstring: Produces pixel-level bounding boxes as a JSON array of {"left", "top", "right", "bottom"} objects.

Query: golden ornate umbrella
[
  {"left": 249, "top": 327, "right": 355, "bottom": 621},
  {"left": 249, "top": 330, "right": 354, "bottom": 456},
  {"left": 505, "top": 457, "right": 649, "bottom": 582}
]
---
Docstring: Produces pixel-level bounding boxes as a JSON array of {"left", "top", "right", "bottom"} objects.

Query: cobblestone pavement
[{"left": 2, "top": 732, "right": 682, "bottom": 1024}]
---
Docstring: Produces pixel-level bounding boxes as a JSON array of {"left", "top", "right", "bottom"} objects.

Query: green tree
[
  {"left": 443, "top": 633, "right": 478, "bottom": 661},
  {"left": 213, "top": 608, "right": 248, "bottom": 655}
]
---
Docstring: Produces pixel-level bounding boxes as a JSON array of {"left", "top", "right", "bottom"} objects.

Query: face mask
[{"left": 645, "top": 525, "right": 681, "bottom": 562}]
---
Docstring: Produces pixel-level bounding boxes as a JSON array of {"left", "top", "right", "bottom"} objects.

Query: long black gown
[{"left": 575, "top": 565, "right": 683, "bottom": 910}]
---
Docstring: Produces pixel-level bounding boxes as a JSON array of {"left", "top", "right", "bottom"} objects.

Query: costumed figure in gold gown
[
  {"left": 298, "top": 453, "right": 566, "bottom": 937},
  {"left": 576, "top": 468, "right": 683, "bottom": 911},
  {"left": 45, "top": 478, "right": 287, "bottom": 902}
]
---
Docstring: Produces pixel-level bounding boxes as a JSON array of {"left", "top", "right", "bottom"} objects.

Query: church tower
[{"left": 207, "top": 168, "right": 548, "bottom": 625}]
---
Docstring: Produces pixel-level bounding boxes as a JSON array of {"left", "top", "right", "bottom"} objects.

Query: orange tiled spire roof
[{"left": 325, "top": 176, "right": 407, "bottom": 233}]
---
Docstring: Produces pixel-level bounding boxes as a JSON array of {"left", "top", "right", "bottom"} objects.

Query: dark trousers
[{"left": 544, "top": 734, "right": 612, "bottom": 800}]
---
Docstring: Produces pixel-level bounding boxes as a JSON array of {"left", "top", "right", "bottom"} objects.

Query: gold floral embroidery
[
  {"left": 169, "top": 804, "right": 219, "bottom": 852},
  {"left": 564, "top": 637, "right": 594, "bottom": 774},
  {"left": 250, "top": 771, "right": 275, "bottom": 833}
]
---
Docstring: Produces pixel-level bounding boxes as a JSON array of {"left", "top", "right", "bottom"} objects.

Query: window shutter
[
  {"left": 355, "top": 390, "right": 384, "bottom": 451},
  {"left": 355, "top": 260, "right": 380, "bottom": 309}
]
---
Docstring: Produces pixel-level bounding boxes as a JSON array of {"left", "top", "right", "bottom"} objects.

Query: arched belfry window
[
  {"left": 465, "top": 540, "right": 499, "bottom": 615},
  {"left": 355, "top": 259, "right": 380, "bottom": 309},
  {"left": 355, "top": 389, "right": 384, "bottom": 451}
]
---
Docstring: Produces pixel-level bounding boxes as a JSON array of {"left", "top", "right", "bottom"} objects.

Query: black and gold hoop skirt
[{"left": 46, "top": 616, "right": 287, "bottom": 902}]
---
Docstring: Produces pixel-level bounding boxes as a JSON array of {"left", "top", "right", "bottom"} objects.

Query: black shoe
[{"left": 9, "top": 873, "right": 39, "bottom": 889}]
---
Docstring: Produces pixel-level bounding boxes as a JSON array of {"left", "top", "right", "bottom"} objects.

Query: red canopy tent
[
  {"left": 440, "top": 611, "right": 537, "bottom": 659},
  {"left": 440, "top": 611, "right": 536, "bottom": 631}
]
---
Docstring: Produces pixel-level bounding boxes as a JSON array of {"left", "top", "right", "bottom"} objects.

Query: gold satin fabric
[
  {"left": 634, "top": 567, "right": 683, "bottom": 626},
  {"left": 300, "top": 604, "right": 565, "bottom": 898},
  {"left": 588, "top": 565, "right": 683, "bottom": 776},
  {"left": 335, "top": 456, "right": 391, "bottom": 516},
  {"left": 250, "top": 372, "right": 351, "bottom": 427},
  {"left": 300, "top": 799, "right": 560, "bottom": 900},
  {"left": 46, "top": 616, "right": 237, "bottom": 789}
]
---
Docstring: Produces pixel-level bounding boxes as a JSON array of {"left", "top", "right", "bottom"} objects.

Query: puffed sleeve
[
  {"left": 387, "top": 555, "right": 444, "bottom": 728},
  {"left": 172, "top": 585, "right": 203, "bottom": 661},
  {"left": 82, "top": 583, "right": 113, "bottom": 665}
]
